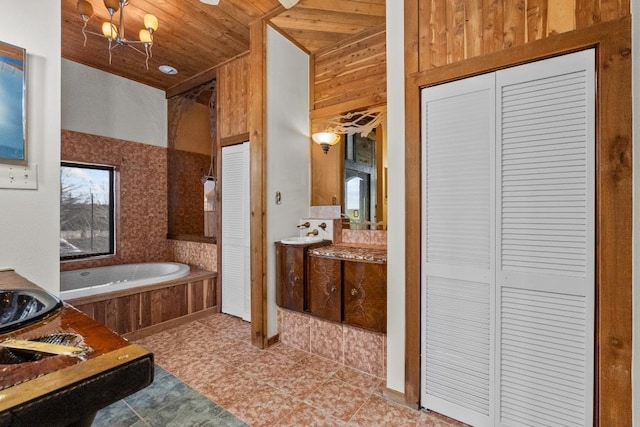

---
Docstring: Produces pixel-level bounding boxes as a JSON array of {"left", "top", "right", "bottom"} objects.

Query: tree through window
[{"left": 60, "top": 162, "right": 115, "bottom": 259}]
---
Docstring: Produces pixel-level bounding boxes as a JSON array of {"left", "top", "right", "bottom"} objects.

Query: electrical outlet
[{"left": 0, "top": 164, "right": 38, "bottom": 190}]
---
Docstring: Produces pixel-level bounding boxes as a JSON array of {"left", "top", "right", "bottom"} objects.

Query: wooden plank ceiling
[{"left": 61, "top": 0, "right": 385, "bottom": 91}]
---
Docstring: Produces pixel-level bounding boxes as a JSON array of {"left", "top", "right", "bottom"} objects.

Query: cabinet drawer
[
  {"left": 307, "top": 255, "right": 342, "bottom": 322},
  {"left": 343, "top": 261, "right": 386, "bottom": 332}
]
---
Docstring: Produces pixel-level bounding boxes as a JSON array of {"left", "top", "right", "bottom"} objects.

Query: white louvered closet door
[
  {"left": 221, "top": 142, "right": 251, "bottom": 321},
  {"left": 496, "top": 49, "right": 594, "bottom": 427},
  {"left": 421, "top": 73, "right": 496, "bottom": 427},
  {"left": 421, "top": 49, "right": 595, "bottom": 427}
]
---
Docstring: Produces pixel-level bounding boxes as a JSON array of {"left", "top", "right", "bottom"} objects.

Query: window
[{"left": 60, "top": 162, "right": 115, "bottom": 259}]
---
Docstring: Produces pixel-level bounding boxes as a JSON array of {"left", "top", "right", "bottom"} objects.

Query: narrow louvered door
[
  {"left": 221, "top": 142, "right": 251, "bottom": 321},
  {"left": 420, "top": 73, "right": 496, "bottom": 427},
  {"left": 496, "top": 50, "right": 594, "bottom": 427}
]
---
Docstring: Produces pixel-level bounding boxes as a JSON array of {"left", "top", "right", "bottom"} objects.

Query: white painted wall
[
  {"left": 632, "top": 1, "right": 639, "bottom": 424},
  {"left": 61, "top": 59, "right": 167, "bottom": 147},
  {"left": 386, "top": 2, "right": 406, "bottom": 393},
  {"left": 0, "top": 2, "right": 61, "bottom": 293},
  {"left": 266, "top": 26, "right": 311, "bottom": 338}
]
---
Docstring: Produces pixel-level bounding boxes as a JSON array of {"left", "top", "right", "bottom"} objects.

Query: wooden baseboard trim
[
  {"left": 383, "top": 388, "right": 417, "bottom": 409},
  {"left": 123, "top": 308, "right": 217, "bottom": 341},
  {"left": 266, "top": 334, "right": 280, "bottom": 348}
]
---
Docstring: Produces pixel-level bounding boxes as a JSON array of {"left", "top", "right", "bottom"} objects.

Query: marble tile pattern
[
  {"left": 308, "top": 245, "right": 387, "bottom": 263},
  {"left": 168, "top": 148, "right": 211, "bottom": 236},
  {"left": 341, "top": 229, "right": 387, "bottom": 247},
  {"left": 134, "top": 314, "right": 468, "bottom": 426},
  {"left": 169, "top": 239, "right": 217, "bottom": 271},
  {"left": 61, "top": 130, "right": 169, "bottom": 271},
  {"left": 61, "top": 131, "right": 215, "bottom": 273},
  {"left": 280, "top": 308, "right": 386, "bottom": 379}
]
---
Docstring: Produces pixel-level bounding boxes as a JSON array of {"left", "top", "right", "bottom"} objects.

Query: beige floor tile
[
  {"left": 348, "top": 395, "right": 420, "bottom": 426},
  {"left": 265, "top": 362, "right": 331, "bottom": 400},
  {"left": 298, "top": 353, "right": 342, "bottom": 376},
  {"left": 224, "top": 381, "right": 299, "bottom": 427},
  {"left": 304, "top": 377, "right": 370, "bottom": 422},
  {"left": 266, "top": 342, "right": 310, "bottom": 362},
  {"left": 135, "top": 314, "right": 465, "bottom": 427},
  {"left": 333, "top": 366, "right": 384, "bottom": 394},
  {"left": 275, "top": 402, "right": 346, "bottom": 426}
]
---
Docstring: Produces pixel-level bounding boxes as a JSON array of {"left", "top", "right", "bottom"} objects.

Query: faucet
[
  {"left": 306, "top": 229, "right": 319, "bottom": 236},
  {"left": 297, "top": 221, "right": 310, "bottom": 228}
]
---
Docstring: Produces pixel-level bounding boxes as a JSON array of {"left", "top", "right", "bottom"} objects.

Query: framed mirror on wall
[
  {"left": 311, "top": 106, "right": 387, "bottom": 230},
  {"left": 0, "top": 41, "right": 27, "bottom": 165}
]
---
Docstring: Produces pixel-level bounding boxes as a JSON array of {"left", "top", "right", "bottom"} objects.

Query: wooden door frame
[
  {"left": 404, "top": 16, "right": 632, "bottom": 425},
  {"left": 248, "top": 18, "right": 268, "bottom": 348}
]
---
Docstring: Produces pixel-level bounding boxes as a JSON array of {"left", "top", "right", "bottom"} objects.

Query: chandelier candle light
[{"left": 76, "top": 0, "right": 159, "bottom": 69}]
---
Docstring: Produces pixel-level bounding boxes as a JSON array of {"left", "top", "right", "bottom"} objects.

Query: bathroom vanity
[
  {"left": 275, "top": 240, "right": 331, "bottom": 313},
  {"left": 0, "top": 270, "right": 153, "bottom": 426},
  {"left": 276, "top": 241, "right": 387, "bottom": 333}
]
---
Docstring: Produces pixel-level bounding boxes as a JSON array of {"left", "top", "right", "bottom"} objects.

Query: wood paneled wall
[
  {"left": 218, "top": 54, "right": 250, "bottom": 140},
  {"left": 414, "top": 0, "right": 629, "bottom": 72},
  {"left": 312, "top": 25, "right": 386, "bottom": 115},
  {"left": 70, "top": 271, "right": 216, "bottom": 338}
]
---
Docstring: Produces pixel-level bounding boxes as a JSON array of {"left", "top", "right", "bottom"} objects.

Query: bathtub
[{"left": 60, "top": 262, "right": 191, "bottom": 300}]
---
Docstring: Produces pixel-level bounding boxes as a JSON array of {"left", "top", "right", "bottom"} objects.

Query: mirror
[
  {"left": 311, "top": 108, "right": 387, "bottom": 230},
  {"left": 167, "top": 80, "right": 217, "bottom": 242}
]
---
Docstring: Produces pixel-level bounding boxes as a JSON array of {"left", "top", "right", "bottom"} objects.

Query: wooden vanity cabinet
[
  {"left": 275, "top": 241, "right": 329, "bottom": 313},
  {"left": 307, "top": 255, "right": 342, "bottom": 322},
  {"left": 275, "top": 243, "right": 305, "bottom": 312},
  {"left": 343, "top": 261, "right": 386, "bottom": 333}
]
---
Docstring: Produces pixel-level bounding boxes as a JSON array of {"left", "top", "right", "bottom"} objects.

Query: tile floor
[{"left": 98, "top": 314, "right": 466, "bottom": 426}]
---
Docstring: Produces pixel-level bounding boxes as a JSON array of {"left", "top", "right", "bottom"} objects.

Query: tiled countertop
[{"left": 308, "top": 244, "right": 387, "bottom": 264}]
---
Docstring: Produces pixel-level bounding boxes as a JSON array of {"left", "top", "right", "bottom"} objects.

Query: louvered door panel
[
  {"left": 424, "top": 277, "right": 491, "bottom": 416},
  {"left": 221, "top": 142, "right": 251, "bottom": 321},
  {"left": 500, "top": 70, "right": 589, "bottom": 277},
  {"left": 500, "top": 288, "right": 587, "bottom": 427},
  {"left": 496, "top": 50, "right": 595, "bottom": 427},
  {"left": 424, "top": 86, "right": 493, "bottom": 269},
  {"left": 421, "top": 73, "right": 495, "bottom": 427}
]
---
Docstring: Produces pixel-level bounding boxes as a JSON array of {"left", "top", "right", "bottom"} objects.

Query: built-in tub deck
[{"left": 66, "top": 267, "right": 217, "bottom": 340}]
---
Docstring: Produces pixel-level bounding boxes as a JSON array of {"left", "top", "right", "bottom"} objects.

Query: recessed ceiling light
[
  {"left": 159, "top": 65, "right": 178, "bottom": 75},
  {"left": 200, "top": 0, "right": 220, "bottom": 4}
]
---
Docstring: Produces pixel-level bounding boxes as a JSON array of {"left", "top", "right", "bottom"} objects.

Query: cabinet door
[
  {"left": 307, "top": 255, "right": 342, "bottom": 322},
  {"left": 275, "top": 243, "right": 305, "bottom": 312},
  {"left": 343, "top": 261, "right": 386, "bottom": 332}
]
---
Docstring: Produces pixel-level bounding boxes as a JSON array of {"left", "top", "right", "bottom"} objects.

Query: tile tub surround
[
  {"left": 169, "top": 239, "right": 217, "bottom": 272},
  {"left": 135, "top": 314, "right": 467, "bottom": 426},
  {"left": 279, "top": 308, "right": 386, "bottom": 379},
  {"left": 61, "top": 130, "right": 169, "bottom": 271},
  {"left": 168, "top": 148, "right": 211, "bottom": 237}
]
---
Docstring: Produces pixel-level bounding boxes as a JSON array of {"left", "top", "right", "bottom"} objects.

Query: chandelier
[{"left": 76, "top": 0, "right": 159, "bottom": 69}]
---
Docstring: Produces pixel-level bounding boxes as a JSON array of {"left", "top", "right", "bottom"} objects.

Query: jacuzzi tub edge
[{"left": 60, "top": 262, "right": 191, "bottom": 301}]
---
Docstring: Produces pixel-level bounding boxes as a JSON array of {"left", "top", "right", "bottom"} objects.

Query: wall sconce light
[{"left": 312, "top": 132, "right": 340, "bottom": 154}]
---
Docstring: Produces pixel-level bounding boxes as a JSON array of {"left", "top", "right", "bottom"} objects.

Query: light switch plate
[{"left": 0, "top": 164, "right": 38, "bottom": 190}]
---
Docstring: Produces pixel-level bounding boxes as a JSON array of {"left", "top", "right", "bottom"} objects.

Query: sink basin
[
  {"left": 280, "top": 236, "right": 324, "bottom": 245},
  {"left": 0, "top": 289, "right": 63, "bottom": 334}
]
